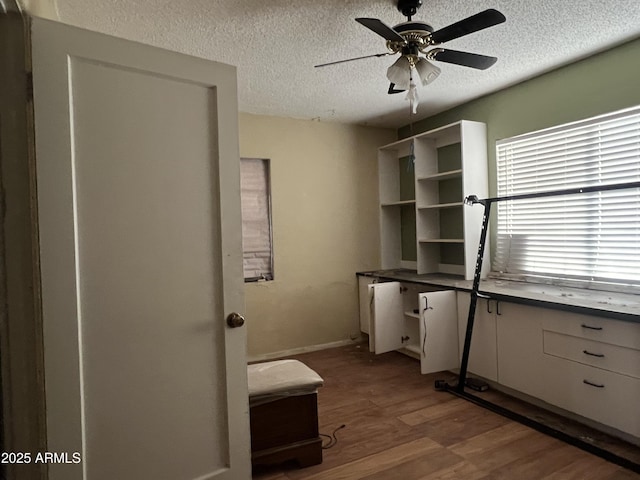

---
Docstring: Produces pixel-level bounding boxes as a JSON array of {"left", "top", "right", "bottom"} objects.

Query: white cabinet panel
[
  {"left": 496, "top": 302, "right": 549, "bottom": 399},
  {"left": 371, "top": 282, "right": 405, "bottom": 354},
  {"left": 456, "top": 292, "right": 498, "bottom": 381},
  {"left": 358, "top": 275, "right": 372, "bottom": 336},
  {"left": 419, "top": 291, "right": 459, "bottom": 374},
  {"left": 542, "top": 353, "right": 640, "bottom": 438},
  {"left": 542, "top": 309, "right": 640, "bottom": 350},
  {"left": 543, "top": 330, "right": 640, "bottom": 379}
]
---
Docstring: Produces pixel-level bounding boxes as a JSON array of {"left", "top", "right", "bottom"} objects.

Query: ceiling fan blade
[
  {"left": 314, "top": 52, "right": 392, "bottom": 68},
  {"left": 430, "top": 49, "right": 498, "bottom": 70},
  {"left": 430, "top": 9, "right": 506, "bottom": 44},
  {"left": 388, "top": 83, "right": 405, "bottom": 94},
  {"left": 356, "top": 18, "right": 406, "bottom": 43}
]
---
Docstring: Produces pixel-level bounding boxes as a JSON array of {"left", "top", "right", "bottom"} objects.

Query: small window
[{"left": 240, "top": 158, "right": 273, "bottom": 281}]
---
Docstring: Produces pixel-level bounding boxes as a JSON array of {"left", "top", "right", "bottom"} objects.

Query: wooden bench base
[{"left": 249, "top": 393, "right": 322, "bottom": 468}]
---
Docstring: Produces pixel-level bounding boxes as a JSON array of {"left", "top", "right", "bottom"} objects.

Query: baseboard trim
[{"left": 248, "top": 338, "right": 363, "bottom": 363}]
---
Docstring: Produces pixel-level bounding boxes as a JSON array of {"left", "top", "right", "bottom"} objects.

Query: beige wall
[{"left": 239, "top": 113, "right": 395, "bottom": 359}]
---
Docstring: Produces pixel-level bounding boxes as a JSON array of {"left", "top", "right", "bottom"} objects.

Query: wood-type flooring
[{"left": 252, "top": 342, "right": 639, "bottom": 480}]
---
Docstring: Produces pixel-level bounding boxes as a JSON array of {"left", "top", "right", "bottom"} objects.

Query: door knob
[{"left": 226, "top": 312, "right": 245, "bottom": 328}]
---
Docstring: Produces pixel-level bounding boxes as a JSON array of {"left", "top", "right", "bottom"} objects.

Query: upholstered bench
[{"left": 247, "top": 359, "right": 324, "bottom": 468}]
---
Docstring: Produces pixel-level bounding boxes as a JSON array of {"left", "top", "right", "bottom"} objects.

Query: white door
[
  {"left": 31, "top": 18, "right": 250, "bottom": 480},
  {"left": 418, "top": 291, "right": 459, "bottom": 374}
]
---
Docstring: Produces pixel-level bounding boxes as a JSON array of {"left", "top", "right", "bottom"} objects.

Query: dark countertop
[{"left": 357, "top": 269, "right": 640, "bottom": 323}]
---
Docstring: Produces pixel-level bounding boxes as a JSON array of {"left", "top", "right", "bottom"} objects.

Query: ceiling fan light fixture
[
  {"left": 386, "top": 56, "right": 412, "bottom": 90},
  {"left": 415, "top": 57, "right": 441, "bottom": 85}
]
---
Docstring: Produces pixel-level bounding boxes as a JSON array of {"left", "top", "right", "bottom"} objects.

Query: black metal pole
[
  {"left": 457, "top": 200, "right": 491, "bottom": 391},
  {"left": 485, "top": 180, "right": 640, "bottom": 204}
]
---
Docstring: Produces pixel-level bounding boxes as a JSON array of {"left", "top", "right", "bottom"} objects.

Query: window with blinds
[
  {"left": 240, "top": 158, "right": 273, "bottom": 281},
  {"left": 494, "top": 106, "right": 640, "bottom": 289}
]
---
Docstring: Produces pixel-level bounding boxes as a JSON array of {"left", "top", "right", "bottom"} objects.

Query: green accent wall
[
  {"left": 398, "top": 155, "right": 415, "bottom": 200},
  {"left": 401, "top": 205, "right": 416, "bottom": 262},
  {"left": 399, "top": 36, "right": 640, "bottom": 263},
  {"left": 399, "top": 155, "right": 417, "bottom": 261},
  {"left": 437, "top": 143, "right": 462, "bottom": 173}
]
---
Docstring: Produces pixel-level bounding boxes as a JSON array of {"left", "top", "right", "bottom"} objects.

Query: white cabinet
[
  {"left": 359, "top": 279, "right": 459, "bottom": 374},
  {"left": 456, "top": 292, "right": 498, "bottom": 382},
  {"left": 496, "top": 302, "right": 640, "bottom": 439},
  {"left": 378, "top": 120, "right": 489, "bottom": 280},
  {"left": 495, "top": 302, "right": 549, "bottom": 399},
  {"left": 358, "top": 275, "right": 372, "bottom": 337}
]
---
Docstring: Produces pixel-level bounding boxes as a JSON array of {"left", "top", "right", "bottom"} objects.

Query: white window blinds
[
  {"left": 240, "top": 158, "right": 273, "bottom": 280},
  {"left": 494, "top": 106, "right": 640, "bottom": 287}
]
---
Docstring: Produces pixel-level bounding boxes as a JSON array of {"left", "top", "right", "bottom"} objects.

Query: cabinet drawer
[
  {"left": 541, "top": 309, "right": 640, "bottom": 350},
  {"left": 543, "top": 330, "right": 640, "bottom": 379},
  {"left": 543, "top": 356, "right": 640, "bottom": 438}
]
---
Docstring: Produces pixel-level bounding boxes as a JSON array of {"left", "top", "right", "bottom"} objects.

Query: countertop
[{"left": 357, "top": 269, "right": 640, "bottom": 322}]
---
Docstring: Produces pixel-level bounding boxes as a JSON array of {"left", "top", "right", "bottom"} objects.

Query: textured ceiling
[{"left": 27, "top": 0, "right": 640, "bottom": 128}]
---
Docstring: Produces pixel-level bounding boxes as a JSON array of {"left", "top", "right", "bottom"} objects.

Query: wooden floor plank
[
  {"left": 358, "top": 446, "right": 466, "bottom": 480},
  {"left": 414, "top": 460, "right": 487, "bottom": 480},
  {"left": 539, "top": 454, "right": 629, "bottom": 480},
  {"left": 300, "top": 437, "right": 442, "bottom": 480},
  {"left": 448, "top": 421, "right": 532, "bottom": 458}
]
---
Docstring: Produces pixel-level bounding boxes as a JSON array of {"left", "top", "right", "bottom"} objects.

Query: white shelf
[
  {"left": 417, "top": 169, "right": 463, "bottom": 182},
  {"left": 403, "top": 344, "right": 421, "bottom": 356},
  {"left": 404, "top": 310, "right": 420, "bottom": 319},
  {"left": 417, "top": 202, "right": 463, "bottom": 210},
  {"left": 418, "top": 238, "right": 464, "bottom": 244},
  {"left": 381, "top": 199, "right": 416, "bottom": 207}
]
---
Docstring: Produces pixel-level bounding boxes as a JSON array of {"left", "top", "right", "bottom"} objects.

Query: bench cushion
[{"left": 248, "top": 359, "right": 323, "bottom": 406}]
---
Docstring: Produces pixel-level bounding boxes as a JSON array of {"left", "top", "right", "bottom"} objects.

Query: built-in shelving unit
[{"left": 378, "top": 120, "right": 490, "bottom": 280}]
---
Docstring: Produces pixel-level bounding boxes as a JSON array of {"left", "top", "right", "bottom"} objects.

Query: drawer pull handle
[
  {"left": 581, "top": 324, "right": 602, "bottom": 331},
  {"left": 583, "top": 350, "right": 604, "bottom": 358},
  {"left": 583, "top": 379, "right": 605, "bottom": 388}
]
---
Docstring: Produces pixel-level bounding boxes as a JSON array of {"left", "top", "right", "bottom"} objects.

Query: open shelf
[
  {"left": 404, "top": 310, "right": 420, "bottom": 319},
  {"left": 417, "top": 169, "right": 463, "bottom": 182}
]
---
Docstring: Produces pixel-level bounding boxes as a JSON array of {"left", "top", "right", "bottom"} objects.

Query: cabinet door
[
  {"left": 372, "top": 282, "right": 405, "bottom": 354},
  {"left": 456, "top": 293, "right": 498, "bottom": 381},
  {"left": 357, "top": 276, "right": 372, "bottom": 335},
  {"left": 496, "top": 302, "right": 547, "bottom": 398},
  {"left": 418, "top": 291, "right": 459, "bottom": 374}
]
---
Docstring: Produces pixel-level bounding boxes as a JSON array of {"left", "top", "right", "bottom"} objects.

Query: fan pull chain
[{"left": 405, "top": 69, "right": 419, "bottom": 115}]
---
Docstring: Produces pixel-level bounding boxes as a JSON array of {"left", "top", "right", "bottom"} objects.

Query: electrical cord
[
  {"left": 422, "top": 296, "right": 431, "bottom": 355},
  {"left": 320, "top": 424, "right": 346, "bottom": 449}
]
